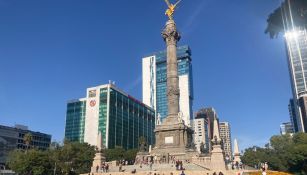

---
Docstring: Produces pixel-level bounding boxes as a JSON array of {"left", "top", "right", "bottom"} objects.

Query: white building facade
[
  {"left": 193, "top": 118, "right": 209, "bottom": 153},
  {"left": 219, "top": 122, "right": 232, "bottom": 159}
]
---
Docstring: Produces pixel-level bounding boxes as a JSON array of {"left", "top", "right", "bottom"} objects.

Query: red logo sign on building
[{"left": 90, "top": 100, "right": 96, "bottom": 107}]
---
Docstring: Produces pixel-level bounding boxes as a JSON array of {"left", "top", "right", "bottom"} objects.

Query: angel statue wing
[{"left": 164, "top": 0, "right": 182, "bottom": 19}]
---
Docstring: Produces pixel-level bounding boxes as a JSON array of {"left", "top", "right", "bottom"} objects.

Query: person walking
[
  {"left": 149, "top": 160, "right": 153, "bottom": 171},
  {"left": 95, "top": 165, "right": 99, "bottom": 173}
]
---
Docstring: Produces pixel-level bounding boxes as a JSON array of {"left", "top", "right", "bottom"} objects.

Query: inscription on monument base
[{"left": 165, "top": 136, "right": 174, "bottom": 144}]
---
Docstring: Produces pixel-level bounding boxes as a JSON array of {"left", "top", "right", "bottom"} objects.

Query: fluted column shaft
[{"left": 162, "top": 20, "right": 181, "bottom": 119}]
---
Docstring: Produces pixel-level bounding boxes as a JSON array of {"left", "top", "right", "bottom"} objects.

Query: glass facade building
[
  {"left": 288, "top": 99, "right": 299, "bottom": 132},
  {"left": 285, "top": 29, "right": 307, "bottom": 132},
  {"left": 64, "top": 83, "right": 155, "bottom": 150},
  {"left": 142, "top": 45, "right": 193, "bottom": 125},
  {"left": 65, "top": 99, "right": 86, "bottom": 142}
]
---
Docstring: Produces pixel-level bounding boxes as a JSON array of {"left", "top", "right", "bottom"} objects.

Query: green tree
[
  {"left": 287, "top": 133, "right": 307, "bottom": 174},
  {"left": 54, "top": 141, "right": 95, "bottom": 175},
  {"left": 241, "top": 146, "right": 269, "bottom": 168},
  {"left": 265, "top": 0, "right": 307, "bottom": 38},
  {"left": 23, "top": 133, "right": 33, "bottom": 151},
  {"left": 7, "top": 141, "right": 95, "bottom": 175},
  {"left": 7, "top": 149, "right": 53, "bottom": 175},
  {"left": 269, "top": 134, "right": 293, "bottom": 171},
  {"left": 105, "top": 146, "right": 125, "bottom": 162},
  {"left": 124, "top": 149, "right": 138, "bottom": 161},
  {"left": 241, "top": 133, "right": 307, "bottom": 174}
]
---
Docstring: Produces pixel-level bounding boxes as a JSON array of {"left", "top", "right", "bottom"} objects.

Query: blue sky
[{"left": 0, "top": 0, "right": 290, "bottom": 150}]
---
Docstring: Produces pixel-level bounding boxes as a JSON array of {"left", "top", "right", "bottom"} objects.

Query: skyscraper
[
  {"left": 285, "top": 29, "right": 307, "bottom": 132},
  {"left": 193, "top": 107, "right": 219, "bottom": 153},
  {"left": 65, "top": 83, "right": 155, "bottom": 149},
  {"left": 142, "top": 45, "right": 193, "bottom": 126},
  {"left": 193, "top": 116, "right": 209, "bottom": 153},
  {"left": 219, "top": 122, "right": 232, "bottom": 159},
  {"left": 288, "top": 99, "right": 299, "bottom": 132}
]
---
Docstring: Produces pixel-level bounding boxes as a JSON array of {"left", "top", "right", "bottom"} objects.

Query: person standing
[
  {"left": 96, "top": 165, "right": 99, "bottom": 173},
  {"left": 149, "top": 159, "right": 153, "bottom": 171},
  {"left": 105, "top": 164, "right": 109, "bottom": 173},
  {"left": 261, "top": 166, "right": 266, "bottom": 175},
  {"left": 264, "top": 162, "right": 268, "bottom": 171},
  {"left": 119, "top": 163, "right": 122, "bottom": 172}
]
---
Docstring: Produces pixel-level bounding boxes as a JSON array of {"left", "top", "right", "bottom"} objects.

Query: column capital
[{"left": 162, "top": 20, "right": 181, "bottom": 45}]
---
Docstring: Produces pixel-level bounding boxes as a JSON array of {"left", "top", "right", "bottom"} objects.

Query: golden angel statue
[{"left": 164, "top": 0, "right": 182, "bottom": 19}]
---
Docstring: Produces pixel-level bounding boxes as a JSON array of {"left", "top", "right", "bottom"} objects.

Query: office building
[
  {"left": 142, "top": 45, "right": 193, "bottom": 126},
  {"left": 65, "top": 98, "right": 86, "bottom": 143},
  {"left": 285, "top": 28, "right": 307, "bottom": 132},
  {"left": 196, "top": 108, "right": 218, "bottom": 140},
  {"left": 298, "top": 95, "right": 307, "bottom": 132},
  {"left": 219, "top": 122, "right": 232, "bottom": 159},
  {"left": 193, "top": 107, "right": 219, "bottom": 153},
  {"left": 65, "top": 83, "right": 155, "bottom": 150},
  {"left": 193, "top": 117, "right": 209, "bottom": 153},
  {"left": 288, "top": 99, "right": 299, "bottom": 132},
  {"left": 280, "top": 122, "right": 294, "bottom": 135},
  {"left": 0, "top": 124, "right": 51, "bottom": 166}
]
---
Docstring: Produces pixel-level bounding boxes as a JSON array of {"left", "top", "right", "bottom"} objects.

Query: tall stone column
[
  {"left": 150, "top": 19, "right": 197, "bottom": 162},
  {"left": 162, "top": 19, "right": 181, "bottom": 121}
]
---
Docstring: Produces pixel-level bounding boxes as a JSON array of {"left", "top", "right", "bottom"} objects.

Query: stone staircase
[
  {"left": 108, "top": 163, "right": 210, "bottom": 173},
  {"left": 86, "top": 164, "right": 254, "bottom": 175}
]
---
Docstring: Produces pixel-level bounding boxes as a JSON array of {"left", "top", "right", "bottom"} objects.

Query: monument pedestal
[
  {"left": 233, "top": 154, "right": 241, "bottom": 164},
  {"left": 91, "top": 152, "right": 106, "bottom": 173},
  {"left": 90, "top": 131, "right": 106, "bottom": 173},
  {"left": 151, "top": 119, "right": 197, "bottom": 161},
  {"left": 210, "top": 145, "right": 226, "bottom": 171}
]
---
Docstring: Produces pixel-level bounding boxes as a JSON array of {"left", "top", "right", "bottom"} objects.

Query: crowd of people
[
  {"left": 94, "top": 162, "right": 109, "bottom": 173},
  {"left": 135, "top": 155, "right": 190, "bottom": 171},
  {"left": 231, "top": 161, "right": 244, "bottom": 170},
  {"left": 144, "top": 172, "right": 224, "bottom": 175},
  {"left": 92, "top": 157, "right": 245, "bottom": 175},
  {"left": 175, "top": 160, "right": 184, "bottom": 170}
]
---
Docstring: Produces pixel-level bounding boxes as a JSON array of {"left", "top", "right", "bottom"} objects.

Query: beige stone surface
[{"left": 81, "top": 170, "right": 247, "bottom": 175}]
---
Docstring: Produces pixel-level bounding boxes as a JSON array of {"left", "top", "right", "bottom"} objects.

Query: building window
[{"left": 89, "top": 90, "right": 96, "bottom": 98}]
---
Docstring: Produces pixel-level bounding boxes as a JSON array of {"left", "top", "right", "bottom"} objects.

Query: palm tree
[
  {"left": 23, "top": 133, "right": 33, "bottom": 152},
  {"left": 265, "top": 0, "right": 307, "bottom": 38}
]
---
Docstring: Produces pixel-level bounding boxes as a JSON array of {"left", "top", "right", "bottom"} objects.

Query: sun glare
[{"left": 285, "top": 30, "right": 299, "bottom": 39}]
